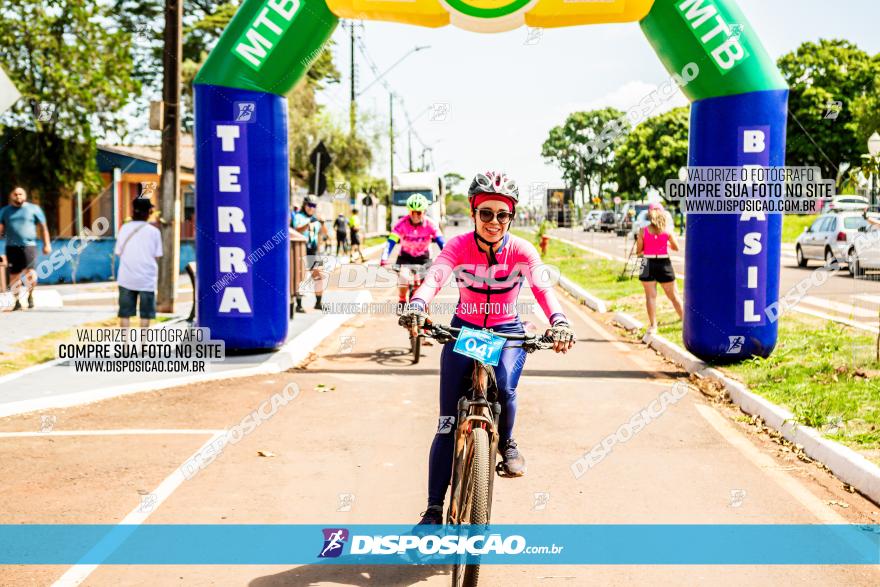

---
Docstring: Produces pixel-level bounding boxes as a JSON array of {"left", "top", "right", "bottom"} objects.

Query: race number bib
[{"left": 453, "top": 326, "right": 506, "bottom": 367}]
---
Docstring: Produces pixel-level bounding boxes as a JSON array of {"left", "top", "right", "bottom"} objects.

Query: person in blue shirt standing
[
  {"left": 0, "top": 186, "right": 52, "bottom": 311},
  {"left": 291, "top": 195, "right": 328, "bottom": 313}
]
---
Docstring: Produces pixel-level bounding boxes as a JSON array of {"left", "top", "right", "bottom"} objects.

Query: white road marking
[
  {"left": 855, "top": 294, "right": 880, "bottom": 306},
  {"left": 0, "top": 429, "right": 224, "bottom": 438},
  {"left": 51, "top": 430, "right": 225, "bottom": 587},
  {"left": 799, "top": 296, "right": 876, "bottom": 319}
]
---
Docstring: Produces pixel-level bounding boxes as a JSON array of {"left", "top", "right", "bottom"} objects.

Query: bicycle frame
[{"left": 447, "top": 359, "right": 501, "bottom": 525}]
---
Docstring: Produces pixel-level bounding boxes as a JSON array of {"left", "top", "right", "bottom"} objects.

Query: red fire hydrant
[{"left": 540, "top": 235, "right": 550, "bottom": 256}]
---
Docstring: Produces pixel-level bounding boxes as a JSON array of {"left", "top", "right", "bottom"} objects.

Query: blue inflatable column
[
  {"left": 193, "top": 85, "right": 290, "bottom": 350},
  {"left": 684, "top": 89, "right": 789, "bottom": 363}
]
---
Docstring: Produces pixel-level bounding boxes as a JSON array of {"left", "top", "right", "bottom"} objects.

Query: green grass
[
  {"left": 782, "top": 214, "right": 817, "bottom": 243},
  {"left": 364, "top": 235, "right": 388, "bottom": 248},
  {"left": 512, "top": 228, "right": 685, "bottom": 344},
  {"left": 515, "top": 227, "right": 880, "bottom": 455},
  {"left": 724, "top": 315, "right": 880, "bottom": 451}
]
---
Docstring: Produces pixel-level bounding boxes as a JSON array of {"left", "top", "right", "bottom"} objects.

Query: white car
[
  {"left": 795, "top": 212, "right": 867, "bottom": 269},
  {"left": 824, "top": 195, "right": 869, "bottom": 213},
  {"left": 630, "top": 209, "right": 675, "bottom": 240},
  {"left": 583, "top": 210, "right": 602, "bottom": 231},
  {"left": 849, "top": 215, "right": 880, "bottom": 277}
]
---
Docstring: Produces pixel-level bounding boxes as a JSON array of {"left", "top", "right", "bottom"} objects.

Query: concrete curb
[
  {"left": 559, "top": 275, "right": 608, "bottom": 313},
  {"left": 564, "top": 278, "right": 880, "bottom": 505},
  {"left": 612, "top": 311, "right": 643, "bottom": 332}
]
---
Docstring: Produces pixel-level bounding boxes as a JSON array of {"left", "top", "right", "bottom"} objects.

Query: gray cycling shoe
[{"left": 497, "top": 438, "right": 526, "bottom": 477}]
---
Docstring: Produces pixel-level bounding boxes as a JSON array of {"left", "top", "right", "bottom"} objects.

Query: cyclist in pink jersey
[
  {"left": 636, "top": 202, "right": 683, "bottom": 334},
  {"left": 399, "top": 171, "right": 576, "bottom": 525},
  {"left": 381, "top": 193, "right": 446, "bottom": 310}
]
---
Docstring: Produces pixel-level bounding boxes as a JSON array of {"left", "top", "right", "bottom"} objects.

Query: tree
[
  {"left": 778, "top": 39, "right": 880, "bottom": 187},
  {"left": 444, "top": 172, "right": 466, "bottom": 194},
  {"left": 541, "top": 108, "right": 627, "bottom": 206},
  {"left": 614, "top": 106, "right": 689, "bottom": 198},
  {"left": 0, "top": 0, "right": 140, "bottom": 232}
]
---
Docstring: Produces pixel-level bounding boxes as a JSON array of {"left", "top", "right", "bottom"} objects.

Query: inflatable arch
[{"left": 193, "top": 0, "right": 788, "bottom": 362}]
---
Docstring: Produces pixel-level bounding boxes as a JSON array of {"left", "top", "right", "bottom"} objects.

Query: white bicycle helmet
[{"left": 467, "top": 171, "right": 520, "bottom": 205}]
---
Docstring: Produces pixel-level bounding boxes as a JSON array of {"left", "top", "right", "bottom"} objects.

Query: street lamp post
[{"left": 868, "top": 132, "right": 880, "bottom": 211}]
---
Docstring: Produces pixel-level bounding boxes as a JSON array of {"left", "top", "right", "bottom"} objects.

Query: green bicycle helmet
[{"left": 406, "top": 193, "right": 430, "bottom": 212}]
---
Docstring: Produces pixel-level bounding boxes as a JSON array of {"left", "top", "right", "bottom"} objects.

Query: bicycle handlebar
[{"left": 420, "top": 321, "right": 555, "bottom": 352}]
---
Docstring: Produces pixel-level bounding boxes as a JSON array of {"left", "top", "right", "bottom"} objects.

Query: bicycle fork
[{"left": 448, "top": 387, "right": 502, "bottom": 524}]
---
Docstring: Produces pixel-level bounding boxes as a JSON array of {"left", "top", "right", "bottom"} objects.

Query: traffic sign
[{"left": 309, "top": 141, "right": 331, "bottom": 167}]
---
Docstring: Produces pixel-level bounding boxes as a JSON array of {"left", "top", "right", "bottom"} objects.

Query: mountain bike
[
  {"left": 420, "top": 320, "right": 553, "bottom": 587},
  {"left": 394, "top": 262, "right": 430, "bottom": 364}
]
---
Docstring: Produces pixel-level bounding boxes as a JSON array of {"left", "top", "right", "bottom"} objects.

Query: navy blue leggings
[{"left": 427, "top": 315, "right": 527, "bottom": 507}]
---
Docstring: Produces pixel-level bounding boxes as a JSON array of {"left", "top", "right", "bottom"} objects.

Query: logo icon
[
  {"left": 40, "top": 415, "right": 56, "bottom": 433},
  {"left": 824, "top": 100, "right": 843, "bottom": 120},
  {"left": 429, "top": 102, "right": 450, "bottom": 122},
  {"left": 437, "top": 416, "right": 455, "bottom": 434},
  {"left": 532, "top": 492, "right": 550, "bottom": 511},
  {"left": 728, "top": 23, "right": 745, "bottom": 41},
  {"left": 726, "top": 336, "right": 745, "bottom": 354},
  {"left": 729, "top": 489, "right": 747, "bottom": 508},
  {"left": 318, "top": 528, "right": 349, "bottom": 558},
  {"left": 33, "top": 101, "right": 56, "bottom": 122},
  {"left": 337, "top": 493, "right": 355, "bottom": 512},
  {"left": 234, "top": 101, "right": 256, "bottom": 123},
  {"left": 524, "top": 27, "right": 543, "bottom": 46}
]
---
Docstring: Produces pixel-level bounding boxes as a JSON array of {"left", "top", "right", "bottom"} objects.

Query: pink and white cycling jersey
[
  {"left": 391, "top": 216, "right": 442, "bottom": 257},
  {"left": 411, "top": 232, "right": 566, "bottom": 327}
]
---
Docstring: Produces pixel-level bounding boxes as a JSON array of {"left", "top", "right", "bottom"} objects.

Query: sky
[{"left": 315, "top": 0, "right": 880, "bottom": 205}]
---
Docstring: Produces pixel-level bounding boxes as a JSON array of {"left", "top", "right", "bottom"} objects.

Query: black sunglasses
[{"left": 476, "top": 208, "right": 514, "bottom": 224}]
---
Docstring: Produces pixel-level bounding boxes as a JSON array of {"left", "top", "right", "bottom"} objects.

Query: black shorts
[
  {"left": 350, "top": 230, "right": 361, "bottom": 245},
  {"left": 118, "top": 286, "right": 156, "bottom": 319},
  {"left": 396, "top": 252, "right": 431, "bottom": 267},
  {"left": 5, "top": 245, "right": 38, "bottom": 274},
  {"left": 335, "top": 231, "right": 348, "bottom": 242},
  {"left": 639, "top": 258, "right": 676, "bottom": 284}
]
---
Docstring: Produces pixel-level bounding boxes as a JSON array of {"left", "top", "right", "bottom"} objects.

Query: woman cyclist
[
  {"left": 380, "top": 193, "right": 446, "bottom": 312},
  {"left": 399, "top": 171, "right": 576, "bottom": 525},
  {"left": 636, "top": 202, "right": 683, "bottom": 334}
]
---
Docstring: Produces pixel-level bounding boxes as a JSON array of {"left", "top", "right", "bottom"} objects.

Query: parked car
[
  {"left": 616, "top": 202, "right": 649, "bottom": 236},
  {"left": 583, "top": 210, "right": 603, "bottom": 231},
  {"left": 630, "top": 209, "right": 676, "bottom": 240},
  {"left": 848, "top": 214, "right": 880, "bottom": 277},
  {"left": 823, "top": 195, "right": 869, "bottom": 213},
  {"left": 795, "top": 211, "right": 867, "bottom": 269},
  {"left": 599, "top": 211, "right": 617, "bottom": 232}
]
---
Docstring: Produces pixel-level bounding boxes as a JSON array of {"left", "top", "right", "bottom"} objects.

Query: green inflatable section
[
  {"left": 195, "top": 0, "right": 337, "bottom": 94},
  {"left": 640, "top": 0, "right": 786, "bottom": 101}
]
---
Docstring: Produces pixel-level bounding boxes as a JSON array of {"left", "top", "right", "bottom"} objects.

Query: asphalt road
[
  {"left": 552, "top": 226, "right": 880, "bottom": 328},
  {"left": 1, "top": 229, "right": 878, "bottom": 585}
]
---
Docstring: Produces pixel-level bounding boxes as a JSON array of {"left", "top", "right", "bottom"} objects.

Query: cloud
[{"left": 558, "top": 80, "right": 689, "bottom": 121}]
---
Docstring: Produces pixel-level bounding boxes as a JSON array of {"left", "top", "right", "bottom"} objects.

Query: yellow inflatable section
[{"left": 326, "top": 0, "right": 655, "bottom": 32}]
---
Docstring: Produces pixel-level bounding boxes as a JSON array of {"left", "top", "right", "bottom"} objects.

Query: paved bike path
[{"left": 1, "top": 282, "right": 877, "bottom": 585}]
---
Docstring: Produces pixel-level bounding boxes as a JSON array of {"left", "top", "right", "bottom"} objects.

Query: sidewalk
[
  {"left": 0, "top": 246, "right": 385, "bottom": 418},
  {"left": 0, "top": 288, "right": 369, "bottom": 418}
]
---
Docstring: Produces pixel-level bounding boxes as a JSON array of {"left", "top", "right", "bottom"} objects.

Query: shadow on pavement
[
  {"left": 251, "top": 564, "right": 448, "bottom": 586},
  {"left": 297, "top": 367, "right": 683, "bottom": 380}
]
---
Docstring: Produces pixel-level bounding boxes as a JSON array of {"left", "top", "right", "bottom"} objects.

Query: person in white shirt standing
[{"left": 114, "top": 197, "right": 163, "bottom": 327}]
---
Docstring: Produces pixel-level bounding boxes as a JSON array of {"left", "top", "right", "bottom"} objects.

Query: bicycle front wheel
[{"left": 451, "top": 426, "right": 490, "bottom": 587}]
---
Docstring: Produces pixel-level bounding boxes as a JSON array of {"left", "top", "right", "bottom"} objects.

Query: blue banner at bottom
[{"left": 2, "top": 525, "right": 879, "bottom": 565}]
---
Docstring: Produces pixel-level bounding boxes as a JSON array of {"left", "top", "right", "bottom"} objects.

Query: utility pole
[
  {"left": 408, "top": 130, "right": 412, "bottom": 171},
  {"left": 389, "top": 92, "right": 394, "bottom": 231},
  {"left": 157, "top": 0, "right": 182, "bottom": 313},
  {"left": 349, "top": 22, "right": 356, "bottom": 136}
]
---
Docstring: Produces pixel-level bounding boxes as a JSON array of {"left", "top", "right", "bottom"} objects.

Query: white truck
[{"left": 391, "top": 172, "right": 446, "bottom": 227}]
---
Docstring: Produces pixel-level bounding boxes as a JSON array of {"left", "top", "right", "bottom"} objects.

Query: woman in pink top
[
  {"left": 636, "top": 202, "right": 683, "bottom": 334},
  {"left": 399, "top": 171, "right": 576, "bottom": 525}
]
